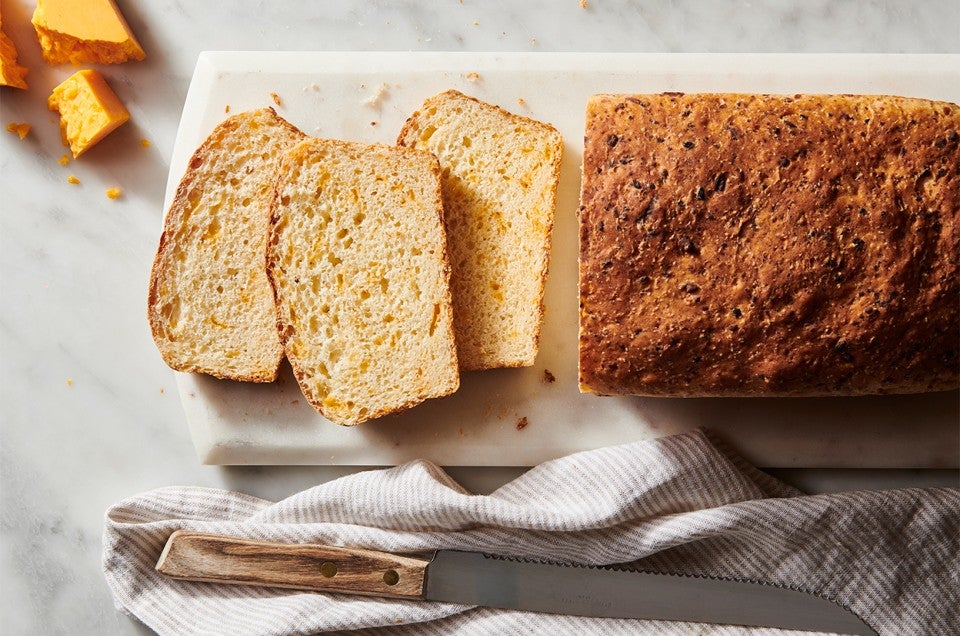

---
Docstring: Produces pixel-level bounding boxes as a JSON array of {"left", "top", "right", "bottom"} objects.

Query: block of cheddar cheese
[
  {"left": 0, "top": 12, "right": 28, "bottom": 89},
  {"left": 48, "top": 69, "right": 130, "bottom": 157},
  {"left": 32, "top": 0, "right": 145, "bottom": 65}
]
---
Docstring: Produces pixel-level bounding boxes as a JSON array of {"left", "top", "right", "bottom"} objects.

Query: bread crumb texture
[
  {"left": 0, "top": 15, "right": 28, "bottom": 89},
  {"left": 148, "top": 108, "right": 305, "bottom": 382},
  {"left": 397, "top": 90, "right": 563, "bottom": 370},
  {"left": 579, "top": 93, "right": 960, "bottom": 396},
  {"left": 6, "top": 122, "right": 30, "bottom": 139},
  {"left": 31, "top": 0, "right": 145, "bottom": 64},
  {"left": 48, "top": 69, "right": 129, "bottom": 157},
  {"left": 268, "top": 139, "right": 459, "bottom": 426}
]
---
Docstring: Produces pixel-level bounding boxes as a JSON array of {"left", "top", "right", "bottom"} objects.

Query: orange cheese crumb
[
  {"left": 67, "top": 175, "right": 80, "bottom": 184},
  {"left": 0, "top": 16, "right": 28, "bottom": 89},
  {"left": 105, "top": 187, "right": 121, "bottom": 199},
  {"left": 270, "top": 92, "right": 282, "bottom": 107},
  {"left": 31, "top": 0, "right": 145, "bottom": 64},
  {"left": 465, "top": 72, "right": 480, "bottom": 82},
  {"left": 66, "top": 378, "right": 73, "bottom": 387},
  {"left": 58, "top": 154, "right": 70, "bottom": 165},
  {"left": 48, "top": 69, "right": 130, "bottom": 158},
  {"left": 580, "top": 0, "right": 588, "bottom": 8},
  {"left": 139, "top": 138, "right": 151, "bottom": 148},
  {"left": 6, "top": 122, "right": 30, "bottom": 139}
]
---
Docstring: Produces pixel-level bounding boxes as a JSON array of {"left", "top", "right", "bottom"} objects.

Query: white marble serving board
[{"left": 165, "top": 52, "right": 959, "bottom": 467}]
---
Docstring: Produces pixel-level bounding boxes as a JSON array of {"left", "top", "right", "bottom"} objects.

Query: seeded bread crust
[
  {"left": 579, "top": 93, "right": 960, "bottom": 396},
  {"left": 148, "top": 108, "right": 305, "bottom": 382}
]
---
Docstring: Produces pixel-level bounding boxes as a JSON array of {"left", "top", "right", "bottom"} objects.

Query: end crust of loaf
[
  {"left": 148, "top": 107, "right": 305, "bottom": 382},
  {"left": 578, "top": 93, "right": 960, "bottom": 396},
  {"left": 268, "top": 138, "right": 460, "bottom": 426},
  {"left": 397, "top": 89, "right": 564, "bottom": 371}
]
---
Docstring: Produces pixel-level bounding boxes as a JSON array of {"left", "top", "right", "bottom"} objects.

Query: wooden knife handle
[{"left": 156, "top": 530, "right": 430, "bottom": 599}]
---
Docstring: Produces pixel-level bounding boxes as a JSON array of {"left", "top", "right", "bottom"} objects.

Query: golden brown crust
[
  {"left": 148, "top": 107, "right": 303, "bottom": 382},
  {"left": 397, "top": 90, "right": 564, "bottom": 371},
  {"left": 579, "top": 93, "right": 960, "bottom": 396},
  {"left": 266, "top": 139, "right": 459, "bottom": 425}
]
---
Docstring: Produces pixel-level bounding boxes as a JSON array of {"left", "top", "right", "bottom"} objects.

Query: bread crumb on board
[
  {"left": 517, "top": 97, "right": 527, "bottom": 108},
  {"left": 516, "top": 416, "right": 529, "bottom": 430},
  {"left": 542, "top": 369, "right": 556, "bottom": 384},
  {"left": 58, "top": 154, "right": 70, "bottom": 166},
  {"left": 67, "top": 175, "right": 80, "bottom": 184},
  {"left": 224, "top": 104, "right": 230, "bottom": 113},
  {"left": 530, "top": 36, "right": 537, "bottom": 45},
  {"left": 6, "top": 122, "right": 30, "bottom": 139},
  {"left": 580, "top": 0, "right": 588, "bottom": 8},
  {"left": 105, "top": 187, "right": 122, "bottom": 199},
  {"left": 160, "top": 387, "right": 165, "bottom": 394},
  {"left": 362, "top": 82, "right": 389, "bottom": 108},
  {"left": 270, "top": 92, "right": 282, "bottom": 107},
  {"left": 465, "top": 72, "right": 480, "bottom": 82}
]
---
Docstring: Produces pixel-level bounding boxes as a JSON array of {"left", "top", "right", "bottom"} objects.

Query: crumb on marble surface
[
  {"left": 465, "top": 71, "right": 480, "bottom": 82},
  {"left": 160, "top": 387, "right": 165, "bottom": 394},
  {"left": 370, "top": 121, "right": 378, "bottom": 126},
  {"left": 542, "top": 369, "right": 556, "bottom": 384},
  {"left": 531, "top": 36, "right": 537, "bottom": 44},
  {"left": 580, "top": 0, "right": 588, "bottom": 8},
  {"left": 106, "top": 187, "right": 122, "bottom": 199},
  {"left": 67, "top": 175, "right": 79, "bottom": 184},
  {"left": 6, "top": 122, "right": 30, "bottom": 139},
  {"left": 224, "top": 104, "right": 230, "bottom": 113},
  {"left": 58, "top": 154, "right": 70, "bottom": 165},
  {"left": 140, "top": 139, "right": 151, "bottom": 148},
  {"left": 517, "top": 97, "right": 527, "bottom": 108},
  {"left": 270, "top": 92, "right": 282, "bottom": 107},
  {"left": 66, "top": 378, "right": 73, "bottom": 387},
  {"left": 516, "top": 416, "right": 529, "bottom": 430}
]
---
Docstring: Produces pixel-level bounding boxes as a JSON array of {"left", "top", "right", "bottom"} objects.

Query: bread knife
[{"left": 156, "top": 530, "right": 876, "bottom": 635}]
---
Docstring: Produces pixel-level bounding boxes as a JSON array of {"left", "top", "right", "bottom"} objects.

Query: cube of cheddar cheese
[
  {"left": 0, "top": 13, "right": 28, "bottom": 89},
  {"left": 32, "top": 0, "right": 144, "bottom": 65},
  {"left": 48, "top": 69, "right": 130, "bottom": 158}
]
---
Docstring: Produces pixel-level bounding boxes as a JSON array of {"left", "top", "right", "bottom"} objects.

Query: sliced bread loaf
[
  {"left": 148, "top": 108, "right": 305, "bottom": 382},
  {"left": 268, "top": 138, "right": 459, "bottom": 426},
  {"left": 397, "top": 90, "right": 563, "bottom": 370}
]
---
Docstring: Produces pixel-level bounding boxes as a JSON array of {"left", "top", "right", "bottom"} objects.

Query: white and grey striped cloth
[{"left": 102, "top": 430, "right": 959, "bottom": 635}]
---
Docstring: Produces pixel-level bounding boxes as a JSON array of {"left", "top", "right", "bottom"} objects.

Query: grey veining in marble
[{"left": 1, "top": 1, "right": 958, "bottom": 634}]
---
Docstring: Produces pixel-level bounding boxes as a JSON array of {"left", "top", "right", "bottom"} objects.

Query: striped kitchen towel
[{"left": 102, "top": 430, "right": 959, "bottom": 635}]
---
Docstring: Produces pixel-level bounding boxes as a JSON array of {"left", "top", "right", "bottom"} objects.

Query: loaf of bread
[
  {"left": 397, "top": 90, "right": 563, "bottom": 370},
  {"left": 148, "top": 108, "right": 304, "bottom": 382},
  {"left": 268, "top": 138, "right": 459, "bottom": 426},
  {"left": 579, "top": 93, "right": 959, "bottom": 396}
]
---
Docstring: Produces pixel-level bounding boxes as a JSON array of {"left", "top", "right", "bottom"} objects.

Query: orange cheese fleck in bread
[{"left": 48, "top": 70, "right": 129, "bottom": 158}]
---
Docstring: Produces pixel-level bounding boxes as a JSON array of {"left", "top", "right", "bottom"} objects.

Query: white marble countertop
[{"left": 1, "top": 1, "right": 958, "bottom": 633}]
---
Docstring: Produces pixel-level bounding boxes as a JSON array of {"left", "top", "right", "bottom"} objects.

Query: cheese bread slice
[
  {"left": 268, "top": 138, "right": 459, "bottom": 426},
  {"left": 148, "top": 108, "right": 305, "bottom": 382},
  {"left": 397, "top": 90, "right": 563, "bottom": 370}
]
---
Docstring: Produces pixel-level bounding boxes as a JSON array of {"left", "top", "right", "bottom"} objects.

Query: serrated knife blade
[{"left": 157, "top": 531, "right": 876, "bottom": 635}]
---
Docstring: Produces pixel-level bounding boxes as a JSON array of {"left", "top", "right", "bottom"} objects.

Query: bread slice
[
  {"left": 268, "top": 138, "right": 459, "bottom": 426},
  {"left": 397, "top": 90, "right": 563, "bottom": 370},
  {"left": 148, "top": 108, "right": 305, "bottom": 382}
]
